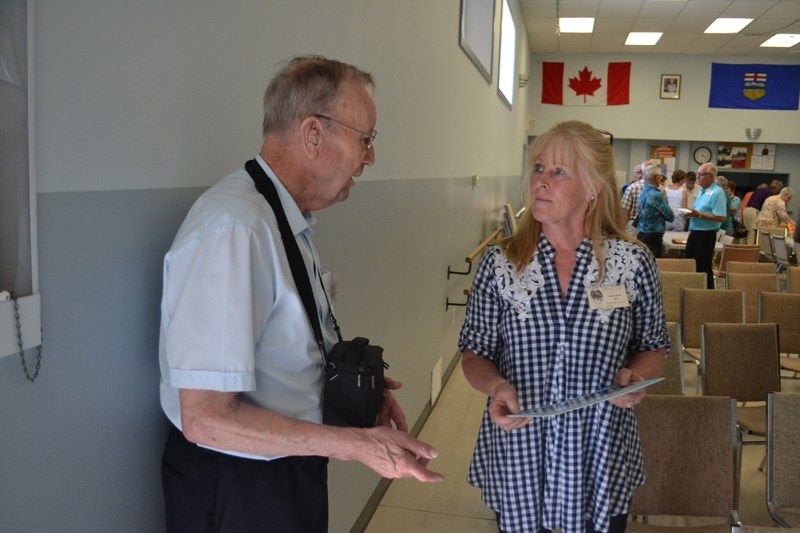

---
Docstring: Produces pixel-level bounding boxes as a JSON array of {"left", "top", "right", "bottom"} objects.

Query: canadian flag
[{"left": 541, "top": 62, "right": 631, "bottom": 105}]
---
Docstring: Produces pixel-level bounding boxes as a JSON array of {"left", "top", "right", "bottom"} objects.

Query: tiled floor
[{"left": 365, "top": 360, "right": 800, "bottom": 533}]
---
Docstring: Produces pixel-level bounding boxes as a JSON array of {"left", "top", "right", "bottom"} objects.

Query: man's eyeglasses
[
  {"left": 697, "top": 172, "right": 714, "bottom": 177},
  {"left": 314, "top": 114, "right": 377, "bottom": 151}
]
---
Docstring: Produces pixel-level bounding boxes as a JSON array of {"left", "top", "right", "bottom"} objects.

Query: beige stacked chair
[
  {"left": 727, "top": 261, "right": 777, "bottom": 274},
  {"left": 767, "top": 392, "right": 800, "bottom": 529},
  {"left": 759, "top": 228, "right": 787, "bottom": 265},
  {"left": 656, "top": 257, "right": 696, "bottom": 272},
  {"left": 628, "top": 395, "right": 740, "bottom": 532},
  {"left": 659, "top": 272, "right": 706, "bottom": 323},
  {"left": 759, "top": 229, "right": 777, "bottom": 262},
  {"left": 713, "top": 244, "right": 760, "bottom": 288},
  {"left": 772, "top": 234, "right": 794, "bottom": 269},
  {"left": 758, "top": 292, "right": 800, "bottom": 377},
  {"left": 726, "top": 273, "right": 778, "bottom": 322},
  {"left": 680, "top": 289, "right": 745, "bottom": 392},
  {"left": 701, "top": 323, "right": 780, "bottom": 465},
  {"left": 787, "top": 266, "right": 800, "bottom": 294},
  {"left": 648, "top": 322, "right": 683, "bottom": 396}
]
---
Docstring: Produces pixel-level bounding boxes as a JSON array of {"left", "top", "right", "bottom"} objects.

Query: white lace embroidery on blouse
[
  {"left": 494, "top": 240, "right": 641, "bottom": 323},
  {"left": 493, "top": 248, "right": 545, "bottom": 321}
]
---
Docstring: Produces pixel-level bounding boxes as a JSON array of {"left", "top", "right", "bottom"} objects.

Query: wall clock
[{"left": 693, "top": 146, "right": 712, "bottom": 164}]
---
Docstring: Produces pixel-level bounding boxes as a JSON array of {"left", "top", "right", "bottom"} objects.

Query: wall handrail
[
  {"left": 446, "top": 226, "right": 503, "bottom": 279},
  {"left": 446, "top": 226, "right": 503, "bottom": 310}
]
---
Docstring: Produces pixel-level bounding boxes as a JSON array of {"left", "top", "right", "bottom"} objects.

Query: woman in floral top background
[{"left": 458, "top": 120, "right": 668, "bottom": 533}]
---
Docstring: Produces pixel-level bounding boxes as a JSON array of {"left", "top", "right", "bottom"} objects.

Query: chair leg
[{"left": 758, "top": 452, "right": 766, "bottom": 472}]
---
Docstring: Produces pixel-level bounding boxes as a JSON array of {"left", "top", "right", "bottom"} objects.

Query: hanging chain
[{"left": 12, "top": 294, "right": 43, "bottom": 382}]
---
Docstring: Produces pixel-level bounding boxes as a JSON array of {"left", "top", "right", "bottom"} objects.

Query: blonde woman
[{"left": 459, "top": 121, "right": 668, "bottom": 533}]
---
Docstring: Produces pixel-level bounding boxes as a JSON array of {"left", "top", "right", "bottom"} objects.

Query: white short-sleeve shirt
[{"left": 159, "top": 156, "right": 338, "bottom": 460}]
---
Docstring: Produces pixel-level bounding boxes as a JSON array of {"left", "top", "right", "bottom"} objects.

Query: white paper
[{"left": 507, "top": 377, "right": 665, "bottom": 418}]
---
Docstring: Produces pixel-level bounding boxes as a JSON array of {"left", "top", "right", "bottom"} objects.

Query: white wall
[{"left": 36, "top": 0, "right": 530, "bottom": 193}]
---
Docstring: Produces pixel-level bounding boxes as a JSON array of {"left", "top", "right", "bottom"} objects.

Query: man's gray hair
[{"left": 262, "top": 55, "right": 375, "bottom": 136}]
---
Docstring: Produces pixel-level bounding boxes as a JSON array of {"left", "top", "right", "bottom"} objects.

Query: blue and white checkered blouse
[{"left": 458, "top": 235, "right": 669, "bottom": 533}]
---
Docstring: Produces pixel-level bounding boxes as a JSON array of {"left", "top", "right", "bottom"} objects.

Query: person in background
[
  {"left": 681, "top": 172, "right": 698, "bottom": 230},
  {"left": 744, "top": 180, "right": 783, "bottom": 244},
  {"left": 716, "top": 176, "right": 733, "bottom": 236},
  {"left": 637, "top": 165, "right": 675, "bottom": 257},
  {"left": 685, "top": 163, "right": 727, "bottom": 289},
  {"left": 459, "top": 120, "right": 667, "bottom": 533},
  {"left": 158, "top": 55, "right": 442, "bottom": 533},
  {"left": 621, "top": 160, "right": 656, "bottom": 236},
  {"left": 683, "top": 172, "right": 699, "bottom": 208},
  {"left": 665, "top": 169, "right": 687, "bottom": 231},
  {"left": 793, "top": 208, "right": 800, "bottom": 243},
  {"left": 756, "top": 187, "right": 795, "bottom": 230},
  {"left": 726, "top": 180, "right": 742, "bottom": 239}
]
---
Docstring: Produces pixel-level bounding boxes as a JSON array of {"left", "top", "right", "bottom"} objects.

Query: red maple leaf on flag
[{"left": 568, "top": 66, "right": 603, "bottom": 103}]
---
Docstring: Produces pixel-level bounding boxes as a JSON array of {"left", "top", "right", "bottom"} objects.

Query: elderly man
[
  {"left": 686, "top": 163, "right": 727, "bottom": 288},
  {"left": 757, "top": 187, "right": 795, "bottom": 229},
  {"left": 158, "top": 56, "right": 442, "bottom": 532}
]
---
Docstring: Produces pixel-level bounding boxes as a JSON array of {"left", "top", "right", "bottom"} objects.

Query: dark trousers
[
  {"left": 495, "top": 511, "right": 629, "bottom": 533},
  {"left": 162, "top": 427, "right": 328, "bottom": 533},
  {"left": 637, "top": 232, "right": 665, "bottom": 258},
  {"left": 686, "top": 229, "right": 717, "bottom": 289}
]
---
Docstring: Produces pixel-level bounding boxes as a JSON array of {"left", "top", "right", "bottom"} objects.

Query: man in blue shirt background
[{"left": 686, "top": 163, "right": 727, "bottom": 288}]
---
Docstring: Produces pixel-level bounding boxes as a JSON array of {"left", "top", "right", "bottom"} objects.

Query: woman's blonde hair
[{"left": 502, "top": 120, "right": 632, "bottom": 276}]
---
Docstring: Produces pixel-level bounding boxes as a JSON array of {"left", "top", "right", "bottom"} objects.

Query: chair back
[
  {"left": 714, "top": 244, "right": 761, "bottom": 283},
  {"left": 772, "top": 235, "right": 791, "bottom": 267},
  {"left": 680, "top": 288, "right": 745, "bottom": 352},
  {"left": 648, "top": 322, "right": 684, "bottom": 395},
  {"left": 727, "top": 261, "right": 776, "bottom": 274},
  {"left": 701, "top": 323, "right": 780, "bottom": 402},
  {"left": 760, "top": 231, "right": 776, "bottom": 261},
  {"left": 767, "top": 392, "right": 800, "bottom": 527},
  {"left": 759, "top": 292, "right": 800, "bottom": 355},
  {"left": 789, "top": 267, "right": 800, "bottom": 294},
  {"left": 726, "top": 273, "right": 778, "bottom": 322},
  {"left": 631, "top": 395, "right": 738, "bottom": 520},
  {"left": 660, "top": 272, "right": 706, "bottom": 322},
  {"left": 656, "top": 258, "right": 696, "bottom": 272}
]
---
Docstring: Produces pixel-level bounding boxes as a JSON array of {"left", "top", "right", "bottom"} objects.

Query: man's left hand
[{"left": 375, "top": 376, "right": 408, "bottom": 432}]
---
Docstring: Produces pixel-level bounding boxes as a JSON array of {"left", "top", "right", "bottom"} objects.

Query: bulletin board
[
  {"left": 717, "top": 143, "right": 775, "bottom": 170},
  {"left": 648, "top": 145, "right": 677, "bottom": 175}
]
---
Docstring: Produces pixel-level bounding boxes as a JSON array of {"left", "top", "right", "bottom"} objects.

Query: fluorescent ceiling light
[
  {"left": 559, "top": 17, "right": 594, "bottom": 33},
  {"left": 625, "top": 32, "right": 663, "bottom": 46},
  {"left": 704, "top": 18, "right": 753, "bottom": 34},
  {"left": 760, "top": 34, "right": 800, "bottom": 48}
]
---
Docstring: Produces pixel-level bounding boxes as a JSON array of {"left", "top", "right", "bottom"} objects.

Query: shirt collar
[{"left": 255, "top": 154, "right": 313, "bottom": 238}]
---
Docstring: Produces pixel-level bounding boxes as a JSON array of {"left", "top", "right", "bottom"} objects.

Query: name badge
[{"left": 586, "top": 285, "right": 630, "bottom": 310}]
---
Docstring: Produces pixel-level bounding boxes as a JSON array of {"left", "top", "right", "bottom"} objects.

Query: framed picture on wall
[
  {"left": 660, "top": 74, "right": 680, "bottom": 99},
  {"left": 459, "top": 0, "right": 495, "bottom": 83}
]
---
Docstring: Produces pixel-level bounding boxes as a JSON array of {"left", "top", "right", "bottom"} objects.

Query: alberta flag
[
  {"left": 709, "top": 63, "right": 800, "bottom": 110},
  {"left": 541, "top": 62, "right": 631, "bottom": 105}
]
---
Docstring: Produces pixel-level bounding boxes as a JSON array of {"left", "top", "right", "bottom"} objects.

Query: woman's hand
[
  {"left": 608, "top": 368, "right": 647, "bottom": 409},
  {"left": 489, "top": 381, "right": 532, "bottom": 431}
]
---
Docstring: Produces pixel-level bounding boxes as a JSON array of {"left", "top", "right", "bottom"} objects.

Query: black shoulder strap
[{"left": 244, "top": 159, "right": 327, "bottom": 361}]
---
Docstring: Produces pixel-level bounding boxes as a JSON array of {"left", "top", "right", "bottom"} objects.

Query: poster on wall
[
  {"left": 717, "top": 144, "right": 750, "bottom": 169},
  {"left": 750, "top": 144, "right": 775, "bottom": 170},
  {"left": 649, "top": 145, "right": 677, "bottom": 175}
]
